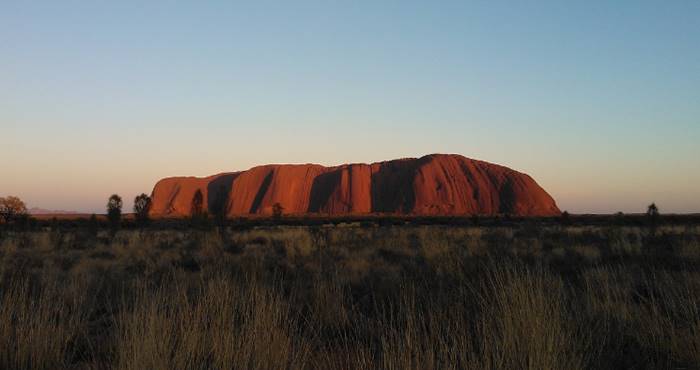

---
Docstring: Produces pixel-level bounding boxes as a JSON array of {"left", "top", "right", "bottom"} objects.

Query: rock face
[{"left": 149, "top": 154, "right": 560, "bottom": 217}]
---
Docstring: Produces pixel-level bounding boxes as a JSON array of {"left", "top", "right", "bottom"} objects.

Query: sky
[{"left": 1, "top": 1, "right": 699, "bottom": 214}]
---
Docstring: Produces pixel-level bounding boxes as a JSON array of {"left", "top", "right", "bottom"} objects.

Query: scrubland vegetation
[{"left": 1, "top": 219, "right": 700, "bottom": 369}]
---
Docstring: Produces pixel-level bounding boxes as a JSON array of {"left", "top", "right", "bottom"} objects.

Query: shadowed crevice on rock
[
  {"left": 307, "top": 169, "right": 342, "bottom": 213},
  {"left": 207, "top": 173, "right": 239, "bottom": 214},
  {"left": 249, "top": 170, "right": 274, "bottom": 214},
  {"left": 499, "top": 178, "right": 516, "bottom": 215},
  {"left": 370, "top": 159, "right": 418, "bottom": 213},
  {"left": 164, "top": 185, "right": 181, "bottom": 215}
]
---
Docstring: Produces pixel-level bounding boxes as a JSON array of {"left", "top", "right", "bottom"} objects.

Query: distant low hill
[
  {"left": 28, "top": 207, "right": 80, "bottom": 215},
  {"left": 149, "top": 154, "right": 561, "bottom": 218}
]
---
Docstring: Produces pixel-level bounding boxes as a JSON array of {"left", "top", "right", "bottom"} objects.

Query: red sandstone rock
[{"left": 149, "top": 154, "right": 560, "bottom": 217}]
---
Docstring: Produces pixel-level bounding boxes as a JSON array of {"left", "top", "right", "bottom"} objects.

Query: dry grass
[
  {"left": 114, "top": 276, "right": 310, "bottom": 370},
  {"left": 0, "top": 223, "right": 699, "bottom": 369},
  {"left": 0, "top": 277, "right": 89, "bottom": 370}
]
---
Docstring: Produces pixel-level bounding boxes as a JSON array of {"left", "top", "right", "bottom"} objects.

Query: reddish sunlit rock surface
[{"left": 149, "top": 154, "right": 560, "bottom": 217}]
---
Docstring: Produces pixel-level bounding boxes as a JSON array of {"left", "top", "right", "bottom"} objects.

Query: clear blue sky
[{"left": 2, "top": 1, "right": 699, "bottom": 214}]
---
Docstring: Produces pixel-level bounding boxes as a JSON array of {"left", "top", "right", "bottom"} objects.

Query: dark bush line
[{"left": 6, "top": 213, "right": 699, "bottom": 233}]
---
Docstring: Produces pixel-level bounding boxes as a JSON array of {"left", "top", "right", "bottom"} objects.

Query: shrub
[
  {"left": 133, "top": 194, "right": 152, "bottom": 227},
  {"left": 107, "top": 194, "right": 123, "bottom": 231},
  {"left": 272, "top": 203, "right": 284, "bottom": 220},
  {"left": 0, "top": 196, "right": 28, "bottom": 224}
]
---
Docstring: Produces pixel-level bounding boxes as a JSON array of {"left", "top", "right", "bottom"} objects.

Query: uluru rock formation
[{"left": 149, "top": 154, "right": 560, "bottom": 217}]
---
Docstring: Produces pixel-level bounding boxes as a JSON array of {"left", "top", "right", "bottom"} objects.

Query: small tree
[
  {"left": 0, "top": 196, "right": 28, "bottom": 224},
  {"left": 647, "top": 202, "right": 660, "bottom": 236},
  {"left": 272, "top": 203, "right": 284, "bottom": 219},
  {"left": 133, "top": 193, "right": 152, "bottom": 226},
  {"left": 190, "top": 190, "right": 210, "bottom": 228},
  {"left": 191, "top": 190, "right": 204, "bottom": 218},
  {"left": 107, "top": 194, "right": 122, "bottom": 231},
  {"left": 615, "top": 211, "right": 625, "bottom": 225},
  {"left": 210, "top": 185, "right": 229, "bottom": 227},
  {"left": 647, "top": 203, "right": 659, "bottom": 218}
]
